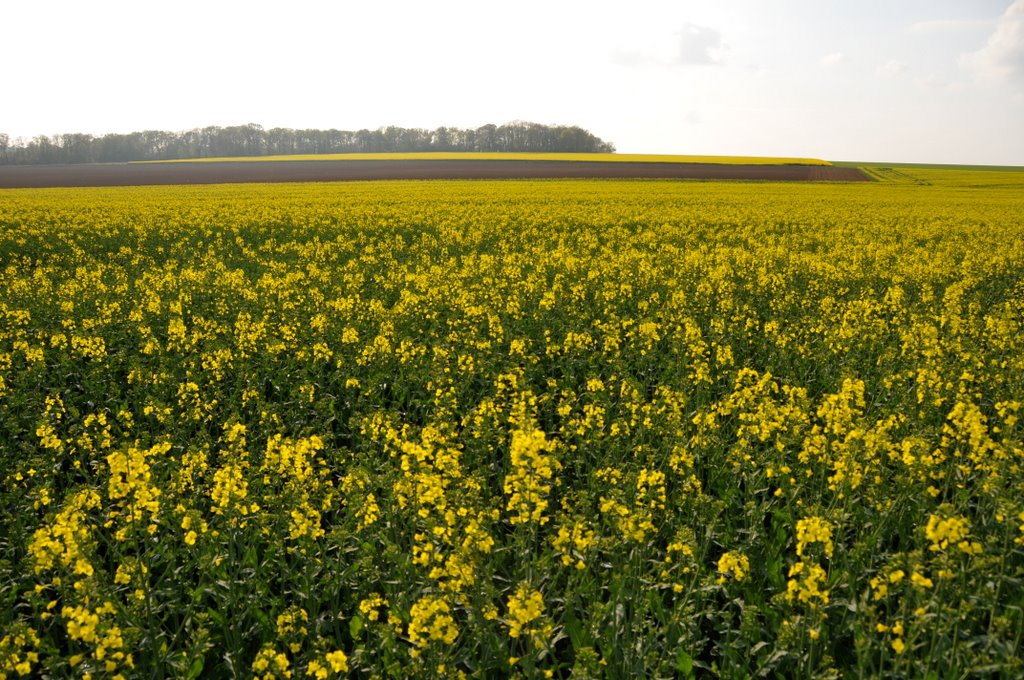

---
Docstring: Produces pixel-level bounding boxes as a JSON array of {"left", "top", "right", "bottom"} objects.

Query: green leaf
[
  {"left": 186, "top": 656, "right": 205, "bottom": 680},
  {"left": 208, "top": 608, "right": 226, "bottom": 628},
  {"left": 647, "top": 590, "right": 668, "bottom": 625},
  {"left": 349, "top": 615, "right": 364, "bottom": 638},
  {"left": 565, "top": 609, "right": 590, "bottom": 650},
  {"left": 676, "top": 649, "right": 694, "bottom": 675}
]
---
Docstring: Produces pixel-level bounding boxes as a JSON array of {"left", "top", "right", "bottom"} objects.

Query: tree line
[{"left": 0, "top": 122, "right": 615, "bottom": 165}]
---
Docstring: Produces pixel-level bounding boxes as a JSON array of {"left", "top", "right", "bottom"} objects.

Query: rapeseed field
[
  {"left": 1, "top": 176, "right": 1022, "bottom": 677},
  {"left": 146, "top": 152, "right": 830, "bottom": 166}
]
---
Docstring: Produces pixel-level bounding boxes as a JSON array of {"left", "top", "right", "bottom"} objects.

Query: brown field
[{"left": 0, "top": 159, "right": 868, "bottom": 188}]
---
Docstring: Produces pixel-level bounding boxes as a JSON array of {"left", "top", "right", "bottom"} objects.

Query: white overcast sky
[{"left": 3, "top": 0, "right": 1023, "bottom": 164}]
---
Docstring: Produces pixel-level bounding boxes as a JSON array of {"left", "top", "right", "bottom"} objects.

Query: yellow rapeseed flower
[
  {"left": 506, "top": 583, "right": 545, "bottom": 640},
  {"left": 716, "top": 551, "right": 750, "bottom": 585}
]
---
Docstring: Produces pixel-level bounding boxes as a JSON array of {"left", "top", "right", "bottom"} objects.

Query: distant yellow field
[{"left": 143, "top": 151, "right": 832, "bottom": 166}]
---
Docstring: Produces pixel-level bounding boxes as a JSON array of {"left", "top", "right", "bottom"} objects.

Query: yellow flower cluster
[
  {"left": 28, "top": 489, "right": 101, "bottom": 576},
  {"left": 877, "top": 620, "right": 908, "bottom": 655},
  {"left": 210, "top": 463, "right": 250, "bottom": 515},
  {"left": 252, "top": 645, "right": 291, "bottom": 679},
  {"left": 925, "top": 513, "right": 982, "bottom": 554},
  {"left": 408, "top": 595, "right": 459, "bottom": 647},
  {"left": 105, "top": 442, "right": 169, "bottom": 538},
  {"left": 796, "top": 516, "right": 834, "bottom": 559},
  {"left": 275, "top": 606, "right": 309, "bottom": 652},
  {"left": 359, "top": 594, "right": 388, "bottom": 622},
  {"left": 61, "top": 602, "right": 133, "bottom": 677},
  {"left": 506, "top": 583, "right": 547, "bottom": 642},
  {"left": 785, "top": 561, "right": 830, "bottom": 607},
  {"left": 596, "top": 466, "right": 665, "bottom": 542},
  {"left": 325, "top": 650, "right": 349, "bottom": 673},
  {"left": 716, "top": 551, "right": 750, "bottom": 585},
  {"left": 0, "top": 626, "right": 40, "bottom": 678},
  {"left": 552, "top": 519, "right": 597, "bottom": 569},
  {"left": 504, "top": 426, "right": 559, "bottom": 525}
]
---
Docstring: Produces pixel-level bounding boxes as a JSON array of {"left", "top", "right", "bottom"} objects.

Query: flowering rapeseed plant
[{"left": 1, "top": 171, "right": 1023, "bottom": 676}]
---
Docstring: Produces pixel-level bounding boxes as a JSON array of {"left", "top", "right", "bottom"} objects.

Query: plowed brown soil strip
[{"left": 0, "top": 159, "right": 868, "bottom": 188}]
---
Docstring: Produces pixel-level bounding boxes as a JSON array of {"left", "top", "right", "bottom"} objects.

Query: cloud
[
  {"left": 609, "top": 49, "right": 653, "bottom": 68},
  {"left": 913, "top": 73, "right": 968, "bottom": 92},
  {"left": 675, "top": 23, "right": 725, "bottom": 65},
  {"left": 909, "top": 18, "right": 993, "bottom": 34},
  {"left": 960, "top": 0, "right": 1024, "bottom": 82},
  {"left": 878, "top": 59, "right": 910, "bottom": 77},
  {"left": 820, "top": 52, "right": 845, "bottom": 67},
  {"left": 610, "top": 22, "right": 725, "bottom": 68}
]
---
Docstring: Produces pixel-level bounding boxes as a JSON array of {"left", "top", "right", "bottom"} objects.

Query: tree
[
  {"left": 475, "top": 124, "right": 497, "bottom": 152},
  {"left": 0, "top": 122, "right": 616, "bottom": 164},
  {"left": 431, "top": 127, "right": 452, "bottom": 151}
]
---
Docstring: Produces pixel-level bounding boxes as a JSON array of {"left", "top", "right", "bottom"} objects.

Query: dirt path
[{"left": 0, "top": 159, "right": 869, "bottom": 188}]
